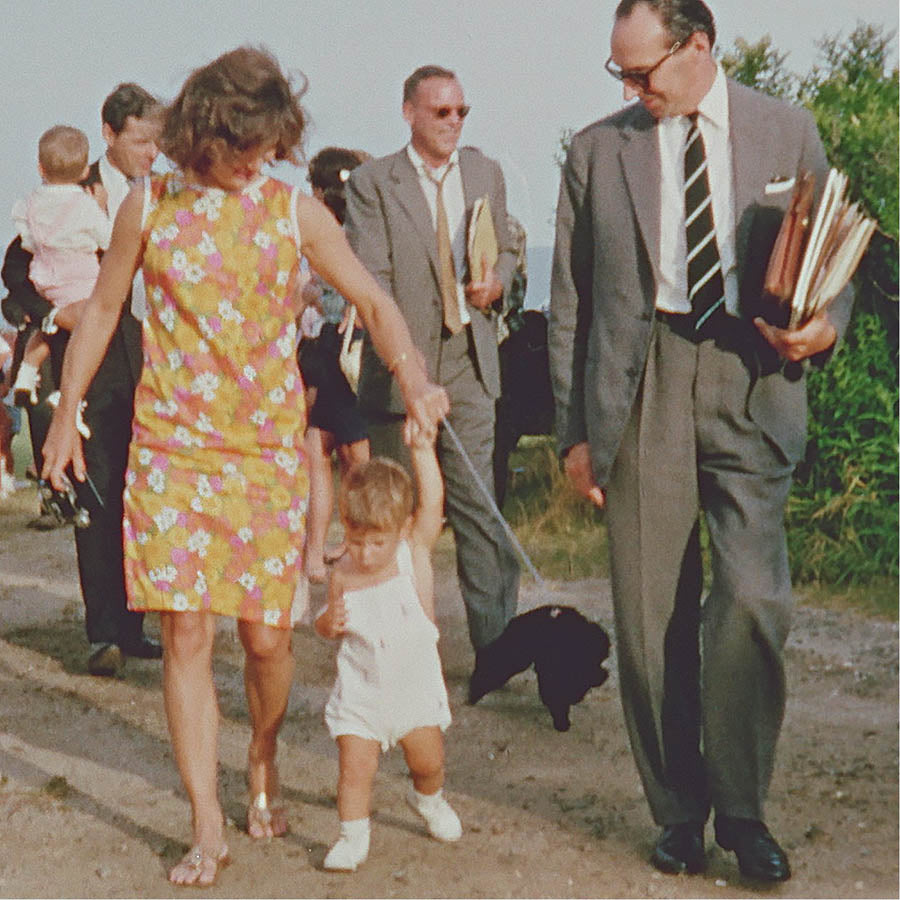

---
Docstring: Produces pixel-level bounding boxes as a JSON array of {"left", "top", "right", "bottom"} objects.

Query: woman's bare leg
[
  {"left": 161, "top": 611, "right": 226, "bottom": 883},
  {"left": 239, "top": 620, "right": 294, "bottom": 837}
]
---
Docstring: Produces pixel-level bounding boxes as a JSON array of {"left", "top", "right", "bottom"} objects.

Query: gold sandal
[
  {"left": 168, "top": 844, "right": 230, "bottom": 887},
  {"left": 247, "top": 792, "right": 288, "bottom": 839}
]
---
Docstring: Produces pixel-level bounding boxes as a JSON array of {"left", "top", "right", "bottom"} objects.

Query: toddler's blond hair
[
  {"left": 38, "top": 125, "right": 89, "bottom": 183},
  {"left": 339, "top": 457, "right": 413, "bottom": 532}
]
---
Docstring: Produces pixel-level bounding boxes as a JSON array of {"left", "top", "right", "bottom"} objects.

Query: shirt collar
[
  {"left": 694, "top": 62, "right": 729, "bottom": 132},
  {"left": 100, "top": 153, "right": 128, "bottom": 187},
  {"left": 406, "top": 143, "right": 459, "bottom": 180}
]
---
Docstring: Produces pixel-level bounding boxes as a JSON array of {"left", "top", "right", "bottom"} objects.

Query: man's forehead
[
  {"left": 118, "top": 114, "right": 158, "bottom": 137},
  {"left": 413, "top": 76, "right": 463, "bottom": 100},
  {"left": 611, "top": 6, "right": 670, "bottom": 58}
]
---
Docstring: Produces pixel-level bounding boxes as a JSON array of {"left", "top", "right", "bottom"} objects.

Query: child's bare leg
[
  {"left": 22, "top": 331, "right": 50, "bottom": 368},
  {"left": 399, "top": 725, "right": 444, "bottom": 795},
  {"left": 336, "top": 734, "right": 380, "bottom": 820},
  {"left": 304, "top": 426, "right": 332, "bottom": 583},
  {"left": 401, "top": 726, "right": 461, "bottom": 841},
  {"left": 324, "top": 734, "right": 379, "bottom": 870},
  {"left": 12, "top": 333, "right": 50, "bottom": 405}
]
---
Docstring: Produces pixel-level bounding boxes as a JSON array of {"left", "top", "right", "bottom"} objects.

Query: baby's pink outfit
[{"left": 12, "top": 184, "right": 111, "bottom": 306}]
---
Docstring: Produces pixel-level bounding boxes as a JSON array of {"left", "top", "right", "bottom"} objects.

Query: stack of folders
[{"left": 764, "top": 168, "right": 877, "bottom": 329}]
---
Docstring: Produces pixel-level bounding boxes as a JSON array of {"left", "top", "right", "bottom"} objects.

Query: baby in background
[
  {"left": 11, "top": 124, "right": 111, "bottom": 404},
  {"left": 315, "top": 418, "right": 461, "bottom": 871}
]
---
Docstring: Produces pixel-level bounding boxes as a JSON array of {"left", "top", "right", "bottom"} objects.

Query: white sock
[
  {"left": 13, "top": 362, "right": 39, "bottom": 390},
  {"left": 413, "top": 787, "right": 443, "bottom": 807},
  {"left": 339, "top": 816, "right": 370, "bottom": 839}
]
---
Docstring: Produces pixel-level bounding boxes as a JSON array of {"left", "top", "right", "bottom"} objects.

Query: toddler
[
  {"left": 11, "top": 124, "right": 110, "bottom": 404},
  {"left": 315, "top": 419, "right": 461, "bottom": 871}
]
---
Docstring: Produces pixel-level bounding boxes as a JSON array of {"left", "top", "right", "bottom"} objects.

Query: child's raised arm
[
  {"left": 404, "top": 418, "right": 443, "bottom": 551},
  {"left": 314, "top": 570, "right": 348, "bottom": 639}
]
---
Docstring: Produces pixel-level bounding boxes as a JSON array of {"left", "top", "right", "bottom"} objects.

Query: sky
[{"left": 2, "top": 0, "right": 897, "bottom": 264}]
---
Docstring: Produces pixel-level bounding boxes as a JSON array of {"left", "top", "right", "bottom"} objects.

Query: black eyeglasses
[
  {"left": 432, "top": 105, "right": 471, "bottom": 119},
  {"left": 604, "top": 41, "right": 682, "bottom": 91}
]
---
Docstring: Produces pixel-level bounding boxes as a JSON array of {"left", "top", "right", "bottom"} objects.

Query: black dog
[{"left": 468, "top": 605, "right": 610, "bottom": 731}]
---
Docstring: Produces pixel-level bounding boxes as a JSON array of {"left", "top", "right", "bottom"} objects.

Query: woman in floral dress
[{"left": 42, "top": 46, "right": 448, "bottom": 887}]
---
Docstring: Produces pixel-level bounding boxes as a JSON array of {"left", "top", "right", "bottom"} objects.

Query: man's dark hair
[
  {"left": 101, "top": 82, "right": 159, "bottom": 134},
  {"left": 614, "top": 0, "right": 716, "bottom": 48},
  {"left": 402, "top": 65, "right": 457, "bottom": 104}
]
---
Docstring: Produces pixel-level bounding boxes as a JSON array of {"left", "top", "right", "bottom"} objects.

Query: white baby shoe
[
  {"left": 323, "top": 817, "right": 370, "bottom": 871},
  {"left": 407, "top": 787, "right": 462, "bottom": 842},
  {"left": 12, "top": 362, "right": 40, "bottom": 406}
]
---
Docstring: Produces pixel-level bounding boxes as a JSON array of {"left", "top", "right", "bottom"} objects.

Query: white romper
[{"left": 324, "top": 540, "right": 452, "bottom": 750}]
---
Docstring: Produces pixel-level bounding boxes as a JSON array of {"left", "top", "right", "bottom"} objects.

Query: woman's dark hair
[
  {"left": 307, "top": 146, "right": 371, "bottom": 224},
  {"left": 161, "top": 46, "right": 307, "bottom": 175}
]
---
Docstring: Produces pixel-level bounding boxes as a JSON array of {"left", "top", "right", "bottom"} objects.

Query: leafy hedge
[{"left": 723, "top": 26, "right": 898, "bottom": 586}]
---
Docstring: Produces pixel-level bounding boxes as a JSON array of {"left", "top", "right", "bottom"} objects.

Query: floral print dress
[{"left": 123, "top": 172, "right": 308, "bottom": 627}]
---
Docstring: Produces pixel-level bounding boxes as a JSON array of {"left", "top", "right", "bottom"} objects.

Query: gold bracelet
[{"left": 387, "top": 351, "right": 409, "bottom": 374}]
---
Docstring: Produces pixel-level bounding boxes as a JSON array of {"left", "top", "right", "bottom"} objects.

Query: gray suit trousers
[
  {"left": 605, "top": 317, "right": 794, "bottom": 825},
  {"left": 368, "top": 328, "right": 519, "bottom": 650}
]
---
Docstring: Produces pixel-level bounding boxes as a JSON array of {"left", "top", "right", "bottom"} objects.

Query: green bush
[
  {"left": 789, "top": 307, "right": 898, "bottom": 583},
  {"left": 723, "top": 26, "right": 899, "bottom": 588}
]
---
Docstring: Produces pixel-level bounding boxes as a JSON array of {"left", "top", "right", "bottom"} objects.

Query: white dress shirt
[
  {"left": 654, "top": 63, "right": 739, "bottom": 316},
  {"left": 406, "top": 144, "right": 470, "bottom": 326},
  {"left": 100, "top": 154, "right": 147, "bottom": 319}
]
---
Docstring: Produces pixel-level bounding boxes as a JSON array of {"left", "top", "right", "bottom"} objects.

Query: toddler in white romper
[
  {"left": 324, "top": 538, "right": 452, "bottom": 749},
  {"left": 316, "top": 422, "right": 461, "bottom": 871}
]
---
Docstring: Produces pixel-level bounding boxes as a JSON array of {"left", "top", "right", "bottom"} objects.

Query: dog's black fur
[{"left": 468, "top": 605, "right": 610, "bottom": 731}]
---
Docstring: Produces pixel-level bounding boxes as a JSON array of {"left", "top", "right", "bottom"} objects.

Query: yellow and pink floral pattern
[{"left": 123, "top": 173, "right": 307, "bottom": 627}]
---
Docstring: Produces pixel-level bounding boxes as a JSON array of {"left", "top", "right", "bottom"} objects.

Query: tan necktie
[{"left": 427, "top": 166, "right": 463, "bottom": 335}]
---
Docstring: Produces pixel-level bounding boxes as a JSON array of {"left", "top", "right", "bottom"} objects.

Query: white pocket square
[{"left": 765, "top": 177, "right": 796, "bottom": 195}]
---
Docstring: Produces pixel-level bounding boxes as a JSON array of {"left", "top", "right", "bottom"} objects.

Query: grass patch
[
  {"left": 497, "top": 436, "right": 895, "bottom": 618},
  {"left": 796, "top": 578, "right": 898, "bottom": 621},
  {"left": 501, "top": 436, "right": 608, "bottom": 581}
]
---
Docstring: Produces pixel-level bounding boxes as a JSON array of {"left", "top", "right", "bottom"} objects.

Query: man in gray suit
[
  {"left": 550, "top": 0, "right": 852, "bottom": 884},
  {"left": 345, "top": 65, "right": 520, "bottom": 654}
]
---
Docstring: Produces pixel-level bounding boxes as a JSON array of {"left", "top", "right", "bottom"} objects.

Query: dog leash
[{"left": 440, "top": 415, "right": 547, "bottom": 590}]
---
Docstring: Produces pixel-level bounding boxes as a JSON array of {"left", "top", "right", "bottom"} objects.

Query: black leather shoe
[
  {"left": 715, "top": 817, "right": 791, "bottom": 882},
  {"left": 119, "top": 636, "right": 163, "bottom": 660},
  {"left": 88, "top": 643, "right": 124, "bottom": 677},
  {"left": 650, "top": 823, "right": 706, "bottom": 874}
]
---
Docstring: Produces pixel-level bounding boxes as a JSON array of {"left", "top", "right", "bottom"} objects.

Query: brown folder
[{"left": 763, "top": 171, "right": 815, "bottom": 303}]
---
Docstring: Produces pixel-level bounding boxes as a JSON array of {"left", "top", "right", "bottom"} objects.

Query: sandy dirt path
[{"left": 0, "top": 487, "right": 897, "bottom": 898}]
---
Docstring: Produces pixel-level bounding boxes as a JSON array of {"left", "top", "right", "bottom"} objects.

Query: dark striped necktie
[{"left": 684, "top": 113, "right": 725, "bottom": 334}]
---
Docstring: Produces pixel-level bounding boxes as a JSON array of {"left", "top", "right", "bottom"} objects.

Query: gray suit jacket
[
  {"left": 549, "top": 79, "right": 854, "bottom": 485},
  {"left": 345, "top": 146, "right": 517, "bottom": 414}
]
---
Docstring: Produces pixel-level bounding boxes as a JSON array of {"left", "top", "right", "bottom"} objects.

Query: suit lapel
[
  {"left": 619, "top": 111, "right": 661, "bottom": 270},
  {"left": 458, "top": 148, "right": 488, "bottom": 215},
  {"left": 388, "top": 150, "right": 441, "bottom": 278},
  {"left": 727, "top": 80, "right": 763, "bottom": 278}
]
